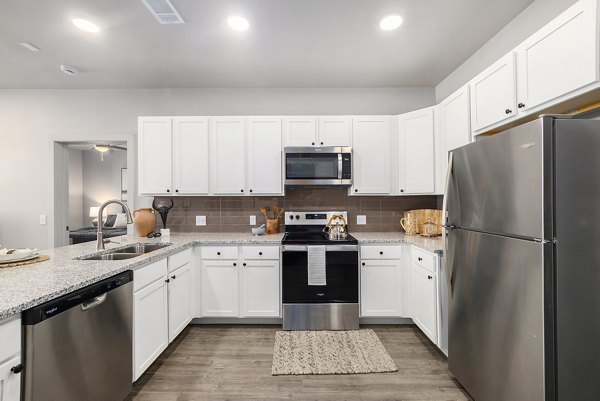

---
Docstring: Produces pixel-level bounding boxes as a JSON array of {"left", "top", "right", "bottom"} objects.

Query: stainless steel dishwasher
[{"left": 22, "top": 271, "right": 133, "bottom": 401}]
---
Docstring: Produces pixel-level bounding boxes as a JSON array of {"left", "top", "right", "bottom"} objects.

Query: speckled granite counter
[
  {"left": 353, "top": 232, "right": 444, "bottom": 254},
  {"left": 0, "top": 231, "right": 442, "bottom": 320},
  {"left": 0, "top": 233, "right": 282, "bottom": 319}
]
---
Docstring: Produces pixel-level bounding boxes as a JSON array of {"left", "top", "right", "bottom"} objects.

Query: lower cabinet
[
  {"left": 0, "top": 317, "right": 21, "bottom": 401},
  {"left": 360, "top": 246, "right": 403, "bottom": 317},
  {"left": 409, "top": 245, "right": 441, "bottom": 346},
  {"left": 133, "top": 248, "right": 193, "bottom": 381},
  {"left": 200, "top": 246, "right": 280, "bottom": 318}
]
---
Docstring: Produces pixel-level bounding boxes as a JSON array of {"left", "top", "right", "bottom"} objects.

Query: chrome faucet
[{"left": 96, "top": 199, "right": 134, "bottom": 251}]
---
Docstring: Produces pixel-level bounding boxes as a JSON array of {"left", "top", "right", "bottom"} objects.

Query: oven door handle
[{"left": 282, "top": 245, "right": 358, "bottom": 252}]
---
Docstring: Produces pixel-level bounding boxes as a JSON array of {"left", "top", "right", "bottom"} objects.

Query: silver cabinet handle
[{"left": 81, "top": 293, "right": 107, "bottom": 311}]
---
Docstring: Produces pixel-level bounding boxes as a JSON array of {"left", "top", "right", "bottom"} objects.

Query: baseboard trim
[{"left": 190, "top": 317, "right": 414, "bottom": 325}]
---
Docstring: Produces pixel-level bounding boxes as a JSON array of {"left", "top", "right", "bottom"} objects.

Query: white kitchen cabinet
[
  {"left": 411, "top": 263, "right": 438, "bottom": 344},
  {"left": 318, "top": 116, "right": 352, "bottom": 146},
  {"left": 173, "top": 117, "right": 209, "bottom": 195},
  {"left": 201, "top": 260, "right": 240, "bottom": 317},
  {"left": 360, "top": 259, "right": 402, "bottom": 317},
  {"left": 470, "top": 53, "right": 517, "bottom": 132},
  {"left": 284, "top": 116, "right": 318, "bottom": 146},
  {"left": 397, "top": 107, "right": 435, "bottom": 194},
  {"left": 0, "top": 317, "right": 21, "bottom": 401},
  {"left": 133, "top": 277, "right": 168, "bottom": 381},
  {"left": 516, "top": 0, "right": 598, "bottom": 113},
  {"left": 167, "top": 262, "right": 192, "bottom": 342},
  {"left": 247, "top": 117, "right": 283, "bottom": 195},
  {"left": 138, "top": 117, "right": 173, "bottom": 195},
  {"left": 241, "top": 260, "right": 280, "bottom": 317},
  {"left": 439, "top": 85, "right": 471, "bottom": 153},
  {"left": 351, "top": 116, "right": 392, "bottom": 195},
  {"left": 0, "top": 356, "right": 21, "bottom": 401},
  {"left": 210, "top": 117, "right": 246, "bottom": 195}
]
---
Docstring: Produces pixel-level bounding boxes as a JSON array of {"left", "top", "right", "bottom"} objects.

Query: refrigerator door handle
[{"left": 442, "top": 152, "right": 455, "bottom": 294}]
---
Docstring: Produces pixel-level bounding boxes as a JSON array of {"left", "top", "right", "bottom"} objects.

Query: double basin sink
[{"left": 79, "top": 243, "right": 171, "bottom": 261}]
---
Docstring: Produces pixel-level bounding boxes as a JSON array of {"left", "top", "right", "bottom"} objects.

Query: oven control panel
[{"left": 285, "top": 211, "right": 348, "bottom": 225}]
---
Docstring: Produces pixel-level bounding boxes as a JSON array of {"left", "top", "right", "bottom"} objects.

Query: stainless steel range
[{"left": 281, "top": 211, "right": 359, "bottom": 330}]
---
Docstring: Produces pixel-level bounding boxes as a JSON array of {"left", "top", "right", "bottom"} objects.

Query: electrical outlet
[
  {"left": 356, "top": 215, "right": 367, "bottom": 225},
  {"left": 39, "top": 214, "right": 47, "bottom": 225},
  {"left": 249, "top": 215, "right": 257, "bottom": 225},
  {"left": 195, "top": 216, "right": 206, "bottom": 226}
]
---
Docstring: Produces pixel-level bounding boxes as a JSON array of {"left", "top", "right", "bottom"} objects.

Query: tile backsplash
[{"left": 154, "top": 189, "right": 441, "bottom": 233}]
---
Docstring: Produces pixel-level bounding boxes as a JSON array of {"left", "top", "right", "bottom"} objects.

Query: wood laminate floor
[{"left": 128, "top": 324, "right": 471, "bottom": 401}]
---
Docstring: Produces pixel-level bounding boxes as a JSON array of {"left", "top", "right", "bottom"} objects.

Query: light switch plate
[
  {"left": 249, "top": 215, "right": 257, "bottom": 225},
  {"left": 39, "top": 214, "right": 47, "bottom": 225},
  {"left": 357, "top": 215, "right": 367, "bottom": 225},
  {"left": 195, "top": 216, "right": 206, "bottom": 226}
]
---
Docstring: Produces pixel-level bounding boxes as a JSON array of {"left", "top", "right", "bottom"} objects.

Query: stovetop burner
[{"left": 281, "top": 210, "right": 357, "bottom": 245}]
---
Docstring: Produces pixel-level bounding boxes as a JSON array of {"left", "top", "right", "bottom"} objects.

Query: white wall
[
  {"left": 82, "top": 148, "right": 127, "bottom": 225},
  {"left": 0, "top": 87, "right": 434, "bottom": 250},
  {"left": 435, "top": 0, "right": 579, "bottom": 101},
  {"left": 67, "top": 148, "right": 83, "bottom": 230}
]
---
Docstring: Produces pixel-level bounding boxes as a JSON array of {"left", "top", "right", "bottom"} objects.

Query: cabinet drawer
[
  {"left": 134, "top": 259, "right": 168, "bottom": 292},
  {"left": 241, "top": 246, "right": 279, "bottom": 260},
  {"left": 201, "top": 246, "right": 238, "bottom": 260},
  {"left": 361, "top": 245, "right": 402, "bottom": 260},
  {"left": 0, "top": 317, "right": 20, "bottom": 363},
  {"left": 412, "top": 246, "right": 436, "bottom": 273},
  {"left": 168, "top": 248, "right": 192, "bottom": 272}
]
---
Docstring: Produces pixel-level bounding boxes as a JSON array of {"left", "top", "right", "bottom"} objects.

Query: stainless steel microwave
[{"left": 284, "top": 146, "right": 352, "bottom": 186}]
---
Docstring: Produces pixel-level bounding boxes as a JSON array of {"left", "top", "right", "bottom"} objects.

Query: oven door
[
  {"left": 284, "top": 147, "right": 351, "bottom": 186},
  {"left": 282, "top": 245, "right": 359, "bottom": 303}
]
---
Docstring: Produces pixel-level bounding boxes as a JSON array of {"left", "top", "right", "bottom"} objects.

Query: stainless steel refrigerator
[{"left": 443, "top": 116, "right": 600, "bottom": 401}]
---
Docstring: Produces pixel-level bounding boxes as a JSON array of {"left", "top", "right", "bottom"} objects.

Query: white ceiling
[{"left": 0, "top": 0, "right": 534, "bottom": 89}]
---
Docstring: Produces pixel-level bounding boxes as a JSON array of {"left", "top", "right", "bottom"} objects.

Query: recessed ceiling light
[
  {"left": 227, "top": 15, "right": 250, "bottom": 31},
  {"left": 379, "top": 14, "right": 403, "bottom": 31},
  {"left": 18, "top": 42, "right": 41, "bottom": 52},
  {"left": 72, "top": 18, "right": 100, "bottom": 33}
]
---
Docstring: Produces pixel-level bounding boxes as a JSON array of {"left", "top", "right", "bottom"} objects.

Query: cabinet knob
[
  {"left": 259, "top": 252, "right": 263, "bottom": 255},
  {"left": 379, "top": 251, "right": 383, "bottom": 255},
  {"left": 320, "top": 142, "right": 324, "bottom": 145},
  {"left": 166, "top": 189, "right": 170, "bottom": 193},
  {"left": 362, "top": 262, "right": 365, "bottom": 266},
  {"left": 418, "top": 257, "right": 422, "bottom": 261},
  {"left": 175, "top": 189, "right": 179, "bottom": 193},
  {"left": 171, "top": 275, "right": 176, "bottom": 280},
  {"left": 505, "top": 109, "right": 512, "bottom": 114},
  {"left": 400, "top": 189, "right": 404, "bottom": 193},
  {"left": 233, "top": 262, "right": 237, "bottom": 267},
  {"left": 249, "top": 189, "right": 253, "bottom": 193},
  {"left": 241, "top": 189, "right": 244, "bottom": 193},
  {"left": 165, "top": 278, "right": 170, "bottom": 283},
  {"left": 355, "top": 189, "right": 358, "bottom": 193},
  {"left": 312, "top": 142, "right": 315, "bottom": 145},
  {"left": 428, "top": 275, "right": 432, "bottom": 280},
  {"left": 243, "top": 263, "right": 247, "bottom": 267},
  {"left": 518, "top": 102, "right": 526, "bottom": 109},
  {"left": 10, "top": 364, "right": 23, "bottom": 374},
  {"left": 217, "top": 252, "right": 221, "bottom": 256}
]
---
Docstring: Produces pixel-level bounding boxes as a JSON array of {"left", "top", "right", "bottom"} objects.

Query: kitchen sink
[
  {"left": 80, "top": 253, "right": 143, "bottom": 261},
  {"left": 112, "top": 243, "right": 171, "bottom": 254}
]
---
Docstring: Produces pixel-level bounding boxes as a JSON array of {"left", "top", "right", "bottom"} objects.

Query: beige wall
[{"left": 0, "top": 87, "right": 435, "bottom": 250}]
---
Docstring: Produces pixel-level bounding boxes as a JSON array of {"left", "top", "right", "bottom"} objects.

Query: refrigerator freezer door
[
  {"left": 448, "top": 117, "right": 553, "bottom": 240},
  {"left": 448, "top": 228, "right": 551, "bottom": 401},
  {"left": 554, "top": 119, "right": 600, "bottom": 400}
]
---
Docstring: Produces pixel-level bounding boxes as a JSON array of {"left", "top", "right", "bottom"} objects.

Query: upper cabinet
[
  {"left": 138, "top": 117, "right": 173, "bottom": 195},
  {"left": 284, "top": 116, "right": 351, "bottom": 147},
  {"left": 210, "top": 117, "right": 247, "bottom": 195},
  {"left": 351, "top": 116, "right": 392, "bottom": 195},
  {"left": 247, "top": 117, "right": 283, "bottom": 195},
  {"left": 397, "top": 107, "right": 435, "bottom": 195},
  {"left": 439, "top": 86, "right": 471, "bottom": 153},
  {"left": 173, "top": 117, "right": 209, "bottom": 195},
  {"left": 470, "top": 53, "right": 517, "bottom": 132},
  {"left": 515, "top": 0, "right": 598, "bottom": 113}
]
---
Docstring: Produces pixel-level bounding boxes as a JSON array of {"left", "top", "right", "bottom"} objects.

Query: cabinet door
[
  {"left": 134, "top": 278, "right": 168, "bottom": 381},
  {"left": 516, "top": 0, "right": 598, "bottom": 113},
  {"left": 360, "top": 259, "right": 401, "bottom": 317},
  {"left": 411, "top": 264, "right": 438, "bottom": 344},
  {"left": 247, "top": 117, "right": 283, "bottom": 195},
  {"left": 241, "top": 260, "right": 280, "bottom": 317},
  {"left": 210, "top": 117, "right": 246, "bottom": 195},
  {"left": 351, "top": 116, "right": 391, "bottom": 195},
  {"left": 201, "top": 260, "right": 239, "bottom": 317},
  {"left": 168, "top": 263, "right": 192, "bottom": 343},
  {"left": 439, "top": 85, "right": 471, "bottom": 153},
  {"left": 138, "top": 117, "right": 172, "bottom": 195},
  {"left": 173, "top": 117, "right": 209, "bottom": 195},
  {"left": 284, "top": 116, "right": 318, "bottom": 146},
  {"left": 318, "top": 116, "right": 352, "bottom": 146},
  {"left": 398, "top": 107, "right": 435, "bottom": 194},
  {"left": 0, "top": 356, "right": 21, "bottom": 401},
  {"left": 470, "top": 53, "right": 517, "bottom": 132}
]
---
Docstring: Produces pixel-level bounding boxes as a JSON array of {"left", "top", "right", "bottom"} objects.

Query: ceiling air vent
[{"left": 141, "top": 0, "right": 184, "bottom": 24}]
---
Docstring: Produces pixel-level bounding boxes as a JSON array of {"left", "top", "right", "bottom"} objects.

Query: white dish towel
[{"left": 307, "top": 246, "right": 327, "bottom": 286}]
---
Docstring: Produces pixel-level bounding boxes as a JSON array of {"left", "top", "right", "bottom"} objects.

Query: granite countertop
[{"left": 0, "top": 231, "right": 442, "bottom": 320}]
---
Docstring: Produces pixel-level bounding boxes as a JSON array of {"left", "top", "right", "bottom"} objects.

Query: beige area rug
[{"left": 272, "top": 329, "right": 398, "bottom": 375}]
